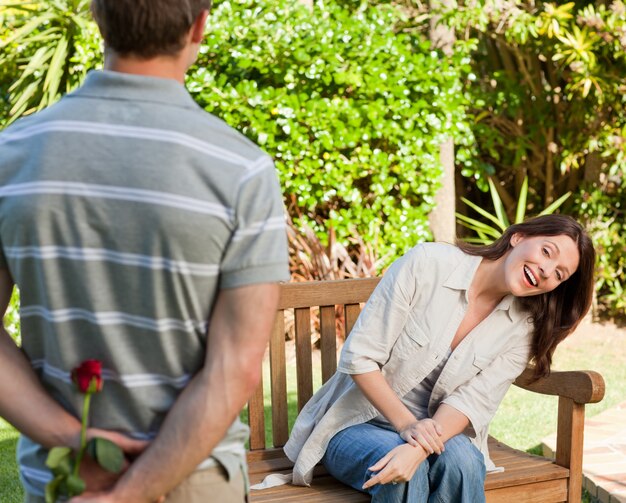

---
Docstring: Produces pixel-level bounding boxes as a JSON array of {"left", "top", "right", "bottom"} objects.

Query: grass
[
  {"left": 2, "top": 322, "right": 622, "bottom": 502},
  {"left": 490, "top": 320, "right": 626, "bottom": 452},
  {"left": 487, "top": 321, "right": 624, "bottom": 503},
  {"left": 0, "top": 419, "right": 23, "bottom": 503}
]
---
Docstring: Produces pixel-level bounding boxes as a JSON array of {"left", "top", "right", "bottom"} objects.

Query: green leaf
[
  {"left": 455, "top": 212, "right": 502, "bottom": 238},
  {"left": 91, "top": 437, "right": 124, "bottom": 473},
  {"left": 539, "top": 191, "right": 571, "bottom": 215},
  {"left": 514, "top": 177, "right": 528, "bottom": 224},
  {"left": 460, "top": 196, "right": 505, "bottom": 229},
  {"left": 9, "top": 80, "right": 39, "bottom": 118},
  {"left": 43, "top": 34, "right": 69, "bottom": 104},
  {"left": 66, "top": 473, "right": 86, "bottom": 496},
  {"left": 488, "top": 178, "right": 509, "bottom": 229},
  {"left": 45, "top": 446, "right": 72, "bottom": 470},
  {"left": 0, "top": 13, "right": 54, "bottom": 48},
  {"left": 16, "top": 46, "right": 55, "bottom": 82},
  {"left": 45, "top": 474, "right": 64, "bottom": 503}
]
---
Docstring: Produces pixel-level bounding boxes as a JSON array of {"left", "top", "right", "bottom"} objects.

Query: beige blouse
[{"left": 283, "top": 242, "right": 533, "bottom": 486}]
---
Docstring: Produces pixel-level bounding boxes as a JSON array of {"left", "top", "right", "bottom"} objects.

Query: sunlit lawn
[
  {"left": 490, "top": 321, "right": 626, "bottom": 454},
  {"left": 0, "top": 418, "right": 22, "bottom": 502}
]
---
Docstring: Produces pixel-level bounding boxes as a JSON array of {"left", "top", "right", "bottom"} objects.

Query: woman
[{"left": 282, "top": 214, "right": 595, "bottom": 503}]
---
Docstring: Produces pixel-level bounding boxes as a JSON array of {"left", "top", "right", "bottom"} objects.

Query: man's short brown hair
[{"left": 91, "top": 0, "right": 212, "bottom": 58}]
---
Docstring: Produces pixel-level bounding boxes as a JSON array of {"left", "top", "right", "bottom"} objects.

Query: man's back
[{"left": 0, "top": 70, "right": 288, "bottom": 497}]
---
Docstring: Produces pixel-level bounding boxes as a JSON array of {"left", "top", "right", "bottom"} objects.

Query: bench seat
[{"left": 248, "top": 437, "right": 569, "bottom": 503}]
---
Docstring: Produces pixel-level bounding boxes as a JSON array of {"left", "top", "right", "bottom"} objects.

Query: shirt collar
[
  {"left": 443, "top": 251, "right": 525, "bottom": 323},
  {"left": 68, "top": 70, "right": 199, "bottom": 110}
]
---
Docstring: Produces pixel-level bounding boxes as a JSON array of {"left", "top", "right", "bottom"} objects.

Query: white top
[
  {"left": 372, "top": 348, "right": 453, "bottom": 427},
  {"left": 283, "top": 242, "right": 533, "bottom": 486}
]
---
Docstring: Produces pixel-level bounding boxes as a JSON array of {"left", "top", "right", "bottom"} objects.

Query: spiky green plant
[
  {"left": 0, "top": 0, "right": 101, "bottom": 124},
  {"left": 456, "top": 177, "right": 571, "bottom": 244}
]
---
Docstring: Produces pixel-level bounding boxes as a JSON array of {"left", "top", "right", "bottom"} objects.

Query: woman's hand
[
  {"left": 398, "top": 418, "right": 444, "bottom": 455},
  {"left": 362, "top": 443, "right": 427, "bottom": 489}
]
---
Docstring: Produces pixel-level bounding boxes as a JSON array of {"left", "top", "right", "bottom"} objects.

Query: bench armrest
[{"left": 513, "top": 367, "right": 605, "bottom": 404}]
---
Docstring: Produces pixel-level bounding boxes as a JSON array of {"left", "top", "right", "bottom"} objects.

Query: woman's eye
[
  {"left": 542, "top": 247, "right": 550, "bottom": 256},
  {"left": 556, "top": 271, "right": 562, "bottom": 281}
]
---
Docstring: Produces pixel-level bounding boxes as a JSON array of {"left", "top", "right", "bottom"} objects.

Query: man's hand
[
  {"left": 92, "top": 283, "right": 280, "bottom": 503},
  {"left": 69, "top": 492, "right": 116, "bottom": 503},
  {"left": 86, "top": 428, "right": 149, "bottom": 459},
  {"left": 362, "top": 443, "right": 428, "bottom": 490},
  {"left": 79, "top": 429, "right": 149, "bottom": 492},
  {"left": 69, "top": 492, "right": 164, "bottom": 503},
  {"left": 398, "top": 418, "right": 444, "bottom": 454}
]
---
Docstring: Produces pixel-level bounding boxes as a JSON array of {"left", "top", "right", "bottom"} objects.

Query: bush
[
  {"left": 575, "top": 178, "right": 626, "bottom": 320},
  {"left": 443, "top": 0, "right": 626, "bottom": 206},
  {"left": 189, "top": 0, "right": 474, "bottom": 261},
  {"left": 440, "top": 0, "right": 626, "bottom": 318},
  {"left": 4, "top": 287, "right": 20, "bottom": 345}
]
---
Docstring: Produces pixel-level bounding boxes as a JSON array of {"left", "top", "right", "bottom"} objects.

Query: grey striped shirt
[{"left": 0, "top": 70, "right": 290, "bottom": 496}]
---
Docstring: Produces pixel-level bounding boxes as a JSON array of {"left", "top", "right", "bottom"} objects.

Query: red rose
[{"left": 71, "top": 359, "right": 103, "bottom": 393}]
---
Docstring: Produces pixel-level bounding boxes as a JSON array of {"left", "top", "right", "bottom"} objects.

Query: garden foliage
[
  {"left": 0, "top": 0, "right": 102, "bottom": 126},
  {"left": 1, "top": 0, "right": 472, "bottom": 262},
  {"left": 1, "top": 0, "right": 626, "bottom": 318},
  {"left": 442, "top": 0, "right": 626, "bottom": 206},
  {"left": 576, "top": 179, "right": 626, "bottom": 318},
  {"left": 439, "top": 0, "right": 626, "bottom": 318},
  {"left": 190, "top": 0, "right": 473, "bottom": 258}
]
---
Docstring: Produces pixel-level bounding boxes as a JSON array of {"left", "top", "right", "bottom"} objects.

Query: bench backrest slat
[
  {"left": 247, "top": 278, "right": 381, "bottom": 451},
  {"left": 344, "top": 303, "right": 362, "bottom": 340},
  {"left": 295, "top": 307, "right": 314, "bottom": 412},
  {"left": 277, "top": 278, "right": 381, "bottom": 309},
  {"left": 270, "top": 313, "right": 289, "bottom": 447},
  {"left": 248, "top": 369, "right": 266, "bottom": 451},
  {"left": 320, "top": 305, "right": 337, "bottom": 384}
]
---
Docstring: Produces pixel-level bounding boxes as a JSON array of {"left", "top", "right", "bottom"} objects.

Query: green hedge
[{"left": 190, "top": 0, "right": 473, "bottom": 259}]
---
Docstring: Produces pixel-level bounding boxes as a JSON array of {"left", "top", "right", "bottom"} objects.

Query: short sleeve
[
  {"left": 337, "top": 244, "right": 427, "bottom": 374},
  {"left": 220, "top": 158, "right": 290, "bottom": 288}
]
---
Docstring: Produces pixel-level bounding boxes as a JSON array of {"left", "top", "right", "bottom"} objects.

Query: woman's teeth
[{"left": 524, "top": 265, "right": 538, "bottom": 286}]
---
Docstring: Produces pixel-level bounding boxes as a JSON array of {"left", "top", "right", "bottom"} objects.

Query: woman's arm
[
  {"left": 353, "top": 371, "right": 471, "bottom": 448},
  {"left": 338, "top": 246, "right": 427, "bottom": 375},
  {"left": 353, "top": 370, "right": 432, "bottom": 490},
  {"left": 441, "top": 341, "right": 531, "bottom": 436},
  {"left": 431, "top": 403, "right": 470, "bottom": 441},
  {"left": 352, "top": 371, "right": 444, "bottom": 454},
  {"left": 352, "top": 371, "right": 415, "bottom": 432}
]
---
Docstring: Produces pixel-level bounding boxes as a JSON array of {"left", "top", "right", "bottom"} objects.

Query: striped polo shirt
[{"left": 0, "top": 70, "right": 290, "bottom": 496}]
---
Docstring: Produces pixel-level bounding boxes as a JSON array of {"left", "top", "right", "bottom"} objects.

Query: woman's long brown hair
[{"left": 457, "top": 215, "right": 595, "bottom": 379}]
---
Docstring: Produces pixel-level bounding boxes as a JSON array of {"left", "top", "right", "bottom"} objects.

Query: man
[{"left": 0, "top": 1, "right": 289, "bottom": 501}]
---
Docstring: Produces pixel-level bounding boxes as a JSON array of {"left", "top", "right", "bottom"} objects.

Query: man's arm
[
  {"left": 75, "top": 283, "right": 279, "bottom": 503},
  {"left": 0, "top": 268, "right": 148, "bottom": 492},
  {"left": 0, "top": 268, "right": 84, "bottom": 450}
]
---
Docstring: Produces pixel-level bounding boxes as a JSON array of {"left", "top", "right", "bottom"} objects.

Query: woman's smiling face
[{"left": 503, "top": 233, "right": 580, "bottom": 297}]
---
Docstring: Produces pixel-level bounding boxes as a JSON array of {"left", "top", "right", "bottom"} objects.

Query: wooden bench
[{"left": 247, "top": 278, "right": 605, "bottom": 503}]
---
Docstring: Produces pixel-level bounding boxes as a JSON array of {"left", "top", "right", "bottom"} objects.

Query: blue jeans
[{"left": 322, "top": 422, "right": 486, "bottom": 503}]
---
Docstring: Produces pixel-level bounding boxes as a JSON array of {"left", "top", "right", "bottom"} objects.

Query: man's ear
[
  {"left": 510, "top": 232, "right": 523, "bottom": 246},
  {"left": 190, "top": 9, "right": 209, "bottom": 44}
]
